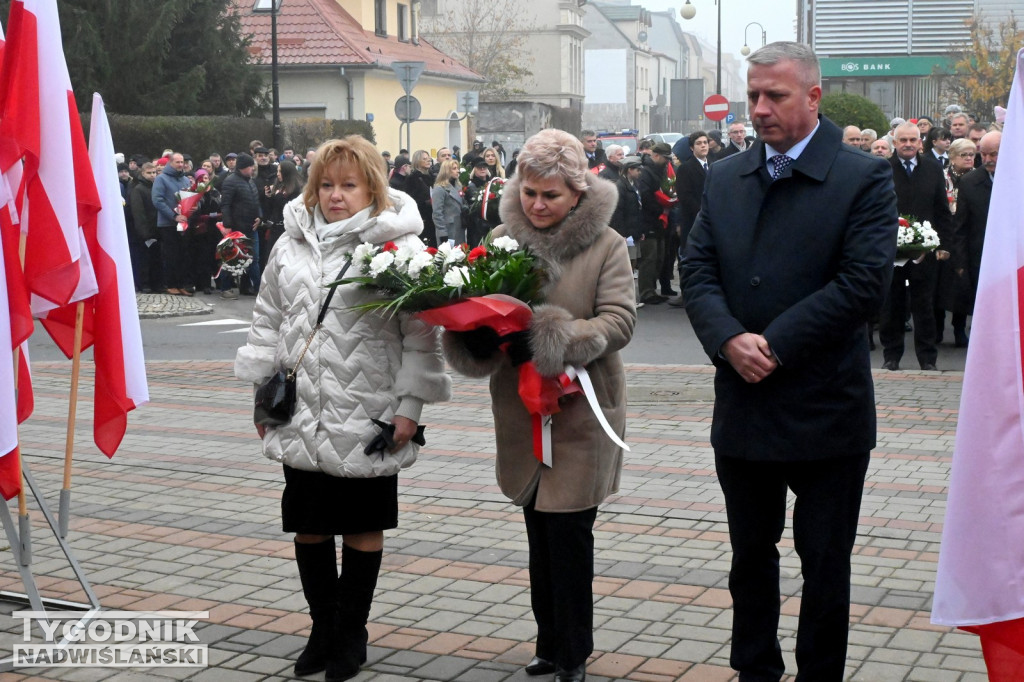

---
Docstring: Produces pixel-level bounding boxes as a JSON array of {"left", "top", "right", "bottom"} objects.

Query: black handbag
[{"left": 254, "top": 260, "right": 352, "bottom": 427}]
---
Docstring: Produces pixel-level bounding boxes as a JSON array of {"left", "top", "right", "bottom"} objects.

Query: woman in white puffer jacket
[{"left": 234, "top": 136, "right": 451, "bottom": 682}]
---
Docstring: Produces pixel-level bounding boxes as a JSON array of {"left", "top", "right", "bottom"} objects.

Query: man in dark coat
[
  {"left": 682, "top": 42, "right": 897, "bottom": 682},
  {"left": 880, "top": 122, "right": 954, "bottom": 370},
  {"left": 715, "top": 121, "right": 754, "bottom": 160},
  {"left": 219, "top": 153, "right": 263, "bottom": 297},
  {"left": 954, "top": 130, "right": 1000, "bottom": 339},
  {"left": 668, "top": 131, "right": 710, "bottom": 307},
  {"left": 580, "top": 130, "right": 607, "bottom": 169},
  {"left": 635, "top": 142, "right": 673, "bottom": 303}
]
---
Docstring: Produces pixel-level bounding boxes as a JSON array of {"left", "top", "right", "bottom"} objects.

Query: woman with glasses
[{"left": 935, "top": 137, "right": 977, "bottom": 348}]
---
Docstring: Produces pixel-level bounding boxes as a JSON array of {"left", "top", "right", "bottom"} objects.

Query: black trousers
[
  {"left": 879, "top": 258, "right": 938, "bottom": 367},
  {"left": 522, "top": 499, "right": 598, "bottom": 670},
  {"left": 715, "top": 451, "right": 869, "bottom": 682}
]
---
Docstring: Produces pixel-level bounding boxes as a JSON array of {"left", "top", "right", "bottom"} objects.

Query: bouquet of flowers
[
  {"left": 469, "top": 177, "right": 506, "bottom": 223},
  {"left": 458, "top": 166, "right": 471, "bottom": 187},
  {"left": 214, "top": 225, "right": 254, "bottom": 279},
  {"left": 654, "top": 163, "right": 678, "bottom": 208},
  {"left": 896, "top": 215, "right": 940, "bottom": 260},
  {"left": 176, "top": 177, "right": 213, "bottom": 224},
  {"left": 340, "top": 233, "right": 543, "bottom": 316}
]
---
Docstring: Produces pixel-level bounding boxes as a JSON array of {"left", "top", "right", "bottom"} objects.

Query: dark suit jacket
[
  {"left": 682, "top": 116, "right": 898, "bottom": 461},
  {"left": 220, "top": 171, "right": 262, "bottom": 232},
  {"left": 675, "top": 155, "right": 707, "bottom": 247},
  {"left": 953, "top": 167, "right": 992, "bottom": 304},
  {"left": 889, "top": 153, "right": 954, "bottom": 250}
]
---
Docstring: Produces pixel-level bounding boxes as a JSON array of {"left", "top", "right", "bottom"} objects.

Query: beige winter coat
[{"left": 443, "top": 173, "right": 636, "bottom": 511}]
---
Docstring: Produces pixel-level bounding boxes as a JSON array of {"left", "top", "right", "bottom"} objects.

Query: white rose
[
  {"left": 444, "top": 247, "right": 466, "bottom": 265},
  {"left": 368, "top": 251, "right": 395, "bottom": 277},
  {"left": 443, "top": 265, "right": 469, "bottom": 288},
  {"left": 491, "top": 235, "right": 519, "bottom": 252}
]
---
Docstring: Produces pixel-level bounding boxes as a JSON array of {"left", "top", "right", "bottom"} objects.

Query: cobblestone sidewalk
[{"left": 0, "top": 361, "right": 981, "bottom": 681}]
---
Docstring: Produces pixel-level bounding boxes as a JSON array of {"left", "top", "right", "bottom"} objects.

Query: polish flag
[
  {"left": 932, "top": 48, "right": 1024, "bottom": 680},
  {"left": 0, "top": 0, "right": 97, "bottom": 311},
  {"left": 0, "top": 189, "right": 21, "bottom": 499},
  {"left": 80, "top": 94, "right": 148, "bottom": 456}
]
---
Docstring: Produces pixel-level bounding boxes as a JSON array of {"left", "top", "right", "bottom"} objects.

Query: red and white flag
[
  {"left": 83, "top": 94, "right": 148, "bottom": 456},
  {"left": 0, "top": 199, "right": 21, "bottom": 500},
  {"left": 0, "top": 0, "right": 98, "bottom": 318},
  {"left": 933, "top": 48, "right": 1024, "bottom": 681}
]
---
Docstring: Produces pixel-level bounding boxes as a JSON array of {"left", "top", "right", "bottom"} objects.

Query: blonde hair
[
  {"left": 482, "top": 148, "right": 506, "bottom": 178},
  {"left": 948, "top": 137, "right": 976, "bottom": 159},
  {"left": 303, "top": 136, "right": 392, "bottom": 217},
  {"left": 515, "top": 128, "right": 588, "bottom": 193},
  {"left": 434, "top": 159, "right": 462, "bottom": 188}
]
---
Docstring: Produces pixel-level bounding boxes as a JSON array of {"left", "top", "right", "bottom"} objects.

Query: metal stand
[{"left": 0, "top": 464, "right": 102, "bottom": 671}]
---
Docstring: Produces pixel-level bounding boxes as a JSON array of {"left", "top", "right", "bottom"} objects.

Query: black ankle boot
[
  {"left": 327, "top": 544, "right": 383, "bottom": 681},
  {"left": 293, "top": 539, "right": 338, "bottom": 676}
]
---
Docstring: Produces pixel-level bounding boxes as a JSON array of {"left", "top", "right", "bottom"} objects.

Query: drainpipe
[{"left": 339, "top": 66, "right": 354, "bottom": 120}]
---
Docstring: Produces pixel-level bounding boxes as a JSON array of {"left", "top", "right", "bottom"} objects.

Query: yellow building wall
[
  {"left": 335, "top": 0, "right": 414, "bottom": 41},
  {"left": 358, "top": 71, "right": 467, "bottom": 156}
]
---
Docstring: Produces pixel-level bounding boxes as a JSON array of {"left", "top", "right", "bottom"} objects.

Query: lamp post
[
  {"left": 680, "top": 0, "right": 721, "bottom": 128},
  {"left": 740, "top": 22, "right": 767, "bottom": 56},
  {"left": 253, "top": 0, "right": 283, "bottom": 152}
]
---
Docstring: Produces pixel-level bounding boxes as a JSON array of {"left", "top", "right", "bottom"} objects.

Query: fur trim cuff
[{"left": 529, "top": 304, "right": 607, "bottom": 377}]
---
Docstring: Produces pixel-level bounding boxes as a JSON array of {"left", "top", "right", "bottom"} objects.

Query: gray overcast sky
[{"left": 639, "top": 0, "right": 798, "bottom": 60}]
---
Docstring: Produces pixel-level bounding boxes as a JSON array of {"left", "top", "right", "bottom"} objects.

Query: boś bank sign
[{"left": 820, "top": 56, "right": 953, "bottom": 77}]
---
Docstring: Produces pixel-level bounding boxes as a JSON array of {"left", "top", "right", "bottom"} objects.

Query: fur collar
[
  {"left": 497, "top": 172, "right": 618, "bottom": 269},
  {"left": 283, "top": 188, "right": 423, "bottom": 247}
]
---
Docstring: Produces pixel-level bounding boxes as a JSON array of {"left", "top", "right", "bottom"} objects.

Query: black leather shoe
[
  {"left": 524, "top": 656, "right": 556, "bottom": 676},
  {"left": 661, "top": 287, "right": 678, "bottom": 297},
  {"left": 954, "top": 330, "right": 969, "bottom": 348},
  {"left": 554, "top": 663, "right": 586, "bottom": 682},
  {"left": 641, "top": 294, "right": 667, "bottom": 305},
  {"left": 921, "top": 363, "right": 938, "bottom": 371},
  {"left": 882, "top": 360, "right": 899, "bottom": 371}
]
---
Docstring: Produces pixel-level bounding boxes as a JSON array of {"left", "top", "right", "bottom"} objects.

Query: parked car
[
  {"left": 646, "top": 132, "right": 684, "bottom": 147},
  {"left": 597, "top": 130, "right": 639, "bottom": 155}
]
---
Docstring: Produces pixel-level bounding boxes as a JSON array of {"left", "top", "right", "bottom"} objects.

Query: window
[
  {"left": 374, "top": 0, "right": 387, "bottom": 37},
  {"left": 398, "top": 3, "right": 409, "bottom": 41}
]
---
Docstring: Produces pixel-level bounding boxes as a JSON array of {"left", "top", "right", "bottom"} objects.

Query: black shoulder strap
[{"left": 317, "top": 259, "right": 353, "bottom": 326}]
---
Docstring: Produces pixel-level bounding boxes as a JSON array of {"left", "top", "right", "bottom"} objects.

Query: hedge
[
  {"left": 79, "top": 114, "right": 376, "bottom": 160},
  {"left": 820, "top": 93, "right": 890, "bottom": 135}
]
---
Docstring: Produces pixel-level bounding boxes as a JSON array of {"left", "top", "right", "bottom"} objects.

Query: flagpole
[
  {"left": 57, "top": 302, "right": 84, "bottom": 539},
  {"left": 15, "top": 232, "right": 29, "bottom": 564}
]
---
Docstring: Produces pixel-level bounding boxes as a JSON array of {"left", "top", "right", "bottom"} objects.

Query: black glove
[
  {"left": 500, "top": 330, "right": 532, "bottom": 367},
  {"left": 458, "top": 326, "right": 502, "bottom": 359},
  {"left": 364, "top": 418, "right": 426, "bottom": 456}
]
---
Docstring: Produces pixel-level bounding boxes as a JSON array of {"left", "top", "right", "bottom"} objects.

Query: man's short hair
[
  {"left": 638, "top": 139, "right": 654, "bottom": 151},
  {"left": 689, "top": 130, "right": 709, "bottom": 148},
  {"left": 746, "top": 41, "right": 820, "bottom": 86},
  {"left": 928, "top": 127, "right": 952, "bottom": 143},
  {"left": 968, "top": 122, "right": 987, "bottom": 134},
  {"left": 894, "top": 122, "right": 921, "bottom": 139},
  {"left": 950, "top": 113, "right": 969, "bottom": 125},
  {"left": 603, "top": 144, "right": 623, "bottom": 158},
  {"left": 579, "top": 129, "right": 596, "bottom": 140}
]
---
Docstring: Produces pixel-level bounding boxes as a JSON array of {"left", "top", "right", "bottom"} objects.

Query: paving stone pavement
[
  {"left": 0, "top": 360, "right": 985, "bottom": 681},
  {"left": 136, "top": 292, "right": 214, "bottom": 319}
]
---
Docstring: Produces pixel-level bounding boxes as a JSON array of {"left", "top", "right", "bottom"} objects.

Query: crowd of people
[{"left": 595, "top": 100, "right": 1001, "bottom": 371}]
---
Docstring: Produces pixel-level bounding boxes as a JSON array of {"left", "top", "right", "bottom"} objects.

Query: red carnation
[
  {"left": 383, "top": 241, "right": 398, "bottom": 252},
  {"left": 426, "top": 247, "right": 438, "bottom": 255},
  {"left": 468, "top": 245, "right": 488, "bottom": 263},
  {"left": 898, "top": 217, "right": 909, "bottom": 227}
]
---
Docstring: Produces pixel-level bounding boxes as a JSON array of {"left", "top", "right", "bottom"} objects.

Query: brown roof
[{"left": 233, "top": 0, "right": 483, "bottom": 82}]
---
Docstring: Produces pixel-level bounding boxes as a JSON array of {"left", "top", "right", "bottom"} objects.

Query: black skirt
[{"left": 281, "top": 464, "right": 398, "bottom": 535}]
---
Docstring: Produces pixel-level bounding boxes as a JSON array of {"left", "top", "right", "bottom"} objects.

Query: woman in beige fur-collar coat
[{"left": 443, "top": 129, "right": 636, "bottom": 682}]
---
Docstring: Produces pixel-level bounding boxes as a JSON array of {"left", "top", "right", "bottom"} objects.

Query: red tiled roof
[{"left": 233, "top": 0, "right": 483, "bottom": 82}]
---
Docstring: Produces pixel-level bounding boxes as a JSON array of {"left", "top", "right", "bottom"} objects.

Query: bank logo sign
[
  {"left": 820, "top": 56, "right": 952, "bottom": 77},
  {"left": 13, "top": 611, "right": 209, "bottom": 668}
]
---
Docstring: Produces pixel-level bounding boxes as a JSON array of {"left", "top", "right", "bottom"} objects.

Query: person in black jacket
[
  {"left": 462, "top": 158, "right": 496, "bottom": 246},
  {"left": 669, "top": 131, "right": 710, "bottom": 307},
  {"left": 406, "top": 150, "right": 438, "bottom": 246},
  {"left": 183, "top": 169, "right": 222, "bottom": 295},
  {"left": 880, "top": 123, "right": 954, "bottom": 370},
  {"left": 129, "top": 162, "right": 162, "bottom": 293},
  {"left": 219, "top": 153, "right": 263, "bottom": 298},
  {"left": 635, "top": 143, "right": 674, "bottom": 303}
]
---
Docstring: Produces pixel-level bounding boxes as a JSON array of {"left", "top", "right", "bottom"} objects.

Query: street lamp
[
  {"left": 740, "top": 22, "right": 767, "bottom": 56},
  {"left": 680, "top": 0, "right": 722, "bottom": 127},
  {"left": 253, "top": 0, "right": 283, "bottom": 152}
]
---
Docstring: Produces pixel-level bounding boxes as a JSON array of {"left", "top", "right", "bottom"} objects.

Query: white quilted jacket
[{"left": 234, "top": 190, "right": 452, "bottom": 477}]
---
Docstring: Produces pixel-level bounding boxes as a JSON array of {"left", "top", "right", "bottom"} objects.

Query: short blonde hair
[
  {"left": 515, "top": 128, "right": 588, "bottom": 193},
  {"left": 434, "top": 159, "right": 462, "bottom": 187},
  {"left": 948, "top": 137, "right": 976, "bottom": 158},
  {"left": 303, "top": 136, "right": 392, "bottom": 217}
]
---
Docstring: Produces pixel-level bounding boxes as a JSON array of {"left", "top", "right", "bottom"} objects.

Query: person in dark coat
[
  {"left": 461, "top": 158, "right": 496, "bottom": 246},
  {"left": 151, "top": 152, "right": 193, "bottom": 295},
  {"left": 580, "top": 130, "right": 607, "bottom": 169},
  {"left": 668, "top": 131, "right": 710, "bottom": 307},
  {"left": 682, "top": 42, "right": 897, "bottom": 682},
  {"left": 405, "top": 150, "right": 438, "bottom": 246},
  {"left": 635, "top": 142, "right": 674, "bottom": 302},
  {"left": 219, "top": 153, "right": 263, "bottom": 297},
  {"left": 183, "top": 169, "right": 222, "bottom": 294},
  {"left": 953, "top": 130, "right": 1000, "bottom": 339},
  {"left": 388, "top": 155, "right": 410, "bottom": 191},
  {"left": 880, "top": 122, "right": 954, "bottom": 371},
  {"left": 609, "top": 155, "right": 643, "bottom": 242},
  {"left": 129, "top": 162, "right": 162, "bottom": 293}
]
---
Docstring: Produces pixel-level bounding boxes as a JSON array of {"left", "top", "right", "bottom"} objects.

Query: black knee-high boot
[
  {"left": 294, "top": 538, "right": 338, "bottom": 676},
  {"left": 328, "top": 544, "right": 382, "bottom": 682}
]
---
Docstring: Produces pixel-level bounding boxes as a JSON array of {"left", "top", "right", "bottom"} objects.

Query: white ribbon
[{"left": 540, "top": 365, "right": 630, "bottom": 468}]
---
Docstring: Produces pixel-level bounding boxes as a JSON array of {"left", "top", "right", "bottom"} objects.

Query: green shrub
[
  {"left": 80, "top": 114, "right": 375, "bottom": 159},
  {"left": 820, "top": 93, "right": 889, "bottom": 134}
]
